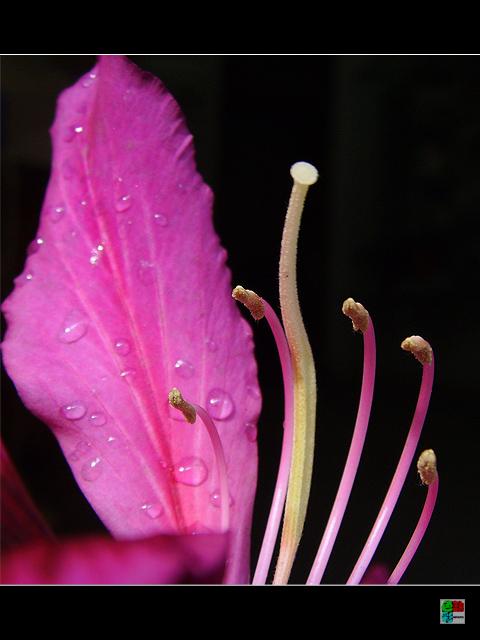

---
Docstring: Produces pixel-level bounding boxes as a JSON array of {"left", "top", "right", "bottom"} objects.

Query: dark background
[{"left": 2, "top": 55, "right": 479, "bottom": 585}]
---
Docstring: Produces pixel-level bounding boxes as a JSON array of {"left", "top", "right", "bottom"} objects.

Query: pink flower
[
  {"left": 2, "top": 56, "right": 438, "bottom": 585},
  {"left": 1, "top": 55, "right": 260, "bottom": 584}
]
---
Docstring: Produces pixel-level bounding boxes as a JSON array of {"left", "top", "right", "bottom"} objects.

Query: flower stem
[
  {"left": 346, "top": 337, "right": 434, "bottom": 584},
  {"left": 307, "top": 300, "right": 376, "bottom": 584},
  {"left": 273, "top": 162, "right": 318, "bottom": 584}
]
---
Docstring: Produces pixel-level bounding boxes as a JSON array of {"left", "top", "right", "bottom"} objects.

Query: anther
[
  {"left": 401, "top": 335, "right": 433, "bottom": 366},
  {"left": 342, "top": 297, "right": 370, "bottom": 333},
  {"left": 168, "top": 387, "right": 196, "bottom": 424},
  {"left": 232, "top": 286, "right": 265, "bottom": 320},
  {"left": 417, "top": 449, "right": 438, "bottom": 485}
]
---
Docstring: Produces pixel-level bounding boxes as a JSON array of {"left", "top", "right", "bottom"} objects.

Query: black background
[{"left": 2, "top": 54, "right": 479, "bottom": 585}]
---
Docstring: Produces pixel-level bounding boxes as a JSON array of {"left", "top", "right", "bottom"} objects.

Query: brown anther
[
  {"left": 417, "top": 449, "right": 438, "bottom": 485},
  {"left": 232, "top": 286, "right": 265, "bottom": 320},
  {"left": 168, "top": 388, "right": 196, "bottom": 424},
  {"left": 342, "top": 297, "right": 370, "bottom": 333},
  {"left": 401, "top": 336, "right": 433, "bottom": 366}
]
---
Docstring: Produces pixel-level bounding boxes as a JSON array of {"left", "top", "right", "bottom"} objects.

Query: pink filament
[
  {"left": 191, "top": 403, "right": 230, "bottom": 533},
  {"left": 387, "top": 475, "right": 439, "bottom": 584},
  {"left": 347, "top": 347, "right": 435, "bottom": 584},
  {"left": 307, "top": 318, "right": 376, "bottom": 584},
  {"left": 252, "top": 298, "right": 295, "bottom": 584}
]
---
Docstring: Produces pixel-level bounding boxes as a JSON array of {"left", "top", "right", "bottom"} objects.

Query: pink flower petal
[
  {"left": 1, "top": 532, "right": 228, "bottom": 584},
  {"left": 1, "top": 55, "right": 260, "bottom": 583}
]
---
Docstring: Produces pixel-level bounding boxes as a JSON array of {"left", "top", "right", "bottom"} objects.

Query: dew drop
[
  {"left": 107, "top": 435, "right": 122, "bottom": 449},
  {"left": 49, "top": 203, "right": 65, "bottom": 222},
  {"left": 63, "top": 125, "right": 83, "bottom": 142},
  {"left": 138, "top": 261, "right": 156, "bottom": 285},
  {"left": 81, "top": 457, "right": 102, "bottom": 482},
  {"left": 57, "top": 310, "right": 89, "bottom": 343},
  {"left": 82, "top": 73, "right": 97, "bottom": 88},
  {"left": 141, "top": 502, "right": 164, "bottom": 519},
  {"left": 173, "top": 456, "right": 208, "bottom": 487},
  {"left": 209, "top": 490, "right": 234, "bottom": 509},
  {"left": 245, "top": 422, "right": 258, "bottom": 442},
  {"left": 246, "top": 379, "right": 261, "bottom": 400},
  {"left": 115, "top": 194, "right": 132, "bottom": 212},
  {"left": 27, "top": 237, "right": 44, "bottom": 255},
  {"left": 61, "top": 402, "right": 87, "bottom": 420},
  {"left": 69, "top": 440, "right": 91, "bottom": 460},
  {"left": 205, "top": 339, "right": 218, "bottom": 353},
  {"left": 89, "top": 244, "right": 104, "bottom": 266},
  {"left": 153, "top": 213, "right": 168, "bottom": 227},
  {"left": 90, "top": 412, "right": 107, "bottom": 427},
  {"left": 120, "top": 368, "right": 137, "bottom": 381},
  {"left": 174, "top": 359, "right": 195, "bottom": 379},
  {"left": 114, "top": 338, "right": 131, "bottom": 356},
  {"left": 206, "top": 388, "right": 235, "bottom": 420}
]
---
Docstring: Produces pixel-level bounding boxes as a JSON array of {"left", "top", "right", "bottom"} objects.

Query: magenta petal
[
  {"left": 1, "top": 532, "right": 228, "bottom": 584},
  {"left": 1, "top": 56, "right": 260, "bottom": 583}
]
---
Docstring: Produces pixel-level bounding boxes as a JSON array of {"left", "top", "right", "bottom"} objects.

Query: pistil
[{"left": 274, "top": 161, "right": 318, "bottom": 584}]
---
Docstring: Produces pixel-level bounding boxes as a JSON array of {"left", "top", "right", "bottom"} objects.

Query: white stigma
[{"left": 290, "top": 161, "right": 319, "bottom": 186}]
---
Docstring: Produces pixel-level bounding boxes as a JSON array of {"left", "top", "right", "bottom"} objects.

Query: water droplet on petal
[
  {"left": 209, "top": 490, "right": 234, "bottom": 509},
  {"left": 82, "top": 73, "right": 97, "bottom": 88},
  {"left": 114, "top": 339, "right": 131, "bottom": 356},
  {"left": 57, "top": 310, "right": 89, "bottom": 343},
  {"left": 49, "top": 203, "right": 65, "bottom": 222},
  {"left": 107, "top": 435, "right": 122, "bottom": 449},
  {"left": 90, "top": 412, "right": 107, "bottom": 427},
  {"left": 115, "top": 194, "right": 132, "bottom": 212},
  {"left": 63, "top": 125, "right": 83, "bottom": 142},
  {"left": 153, "top": 213, "right": 168, "bottom": 227},
  {"left": 81, "top": 457, "right": 102, "bottom": 482},
  {"left": 120, "top": 369, "right": 137, "bottom": 381},
  {"left": 174, "top": 359, "right": 195, "bottom": 379},
  {"left": 206, "top": 388, "right": 235, "bottom": 420},
  {"left": 89, "top": 244, "right": 104, "bottom": 266},
  {"left": 27, "top": 237, "right": 44, "bottom": 255},
  {"left": 138, "top": 261, "right": 156, "bottom": 285},
  {"left": 245, "top": 422, "right": 258, "bottom": 442},
  {"left": 173, "top": 456, "right": 208, "bottom": 486},
  {"left": 61, "top": 402, "right": 87, "bottom": 420},
  {"left": 141, "top": 502, "right": 164, "bottom": 519},
  {"left": 205, "top": 339, "right": 218, "bottom": 352},
  {"left": 246, "top": 379, "right": 261, "bottom": 399}
]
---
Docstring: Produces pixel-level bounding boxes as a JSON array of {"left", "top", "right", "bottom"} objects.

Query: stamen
[
  {"left": 168, "top": 388, "right": 230, "bottom": 532},
  {"left": 168, "top": 387, "right": 196, "bottom": 424},
  {"left": 417, "top": 448, "right": 438, "bottom": 486},
  {"left": 401, "top": 335, "right": 433, "bottom": 366},
  {"left": 387, "top": 450, "right": 439, "bottom": 584},
  {"left": 274, "top": 161, "right": 318, "bottom": 584},
  {"left": 232, "top": 286, "right": 265, "bottom": 320},
  {"left": 342, "top": 297, "right": 370, "bottom": 333},
  {"left": 307, "top": 299, "right": 376, "bottom": 584},
  {"left": 346, "top": 336, "right": 434, "bottom": 584},
  {"left": 234, "top": 286, "right": 295, "bottom": 584}
]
